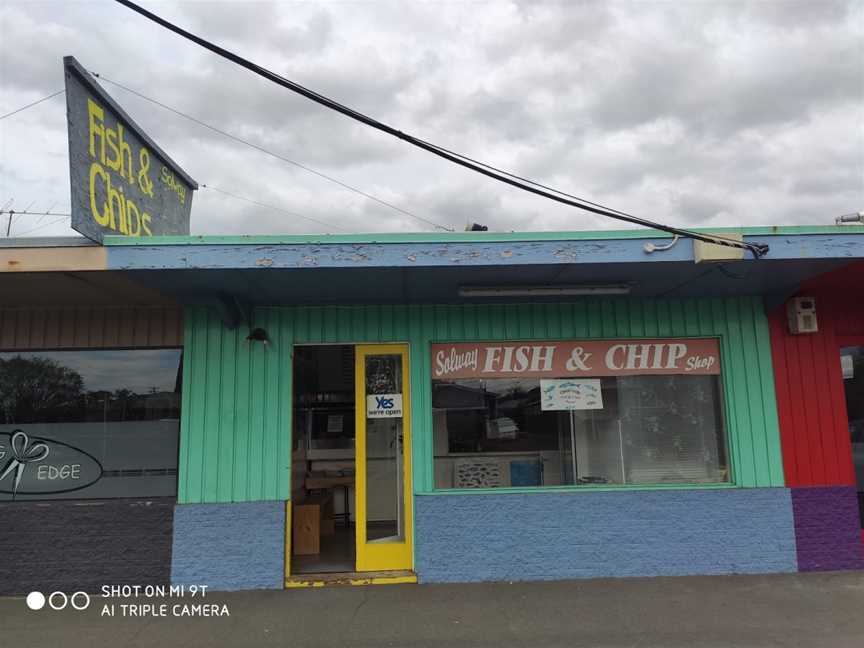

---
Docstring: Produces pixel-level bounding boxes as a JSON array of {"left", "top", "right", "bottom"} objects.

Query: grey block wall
[
  {"left": 0, "top": 498, "right": 174, "bottom": 596},
  {"left": 415, "top": 488, "right": 798, "bottom": 583},
  {"left": 171, "top": 501, "right": 285, "bottom": 591}
]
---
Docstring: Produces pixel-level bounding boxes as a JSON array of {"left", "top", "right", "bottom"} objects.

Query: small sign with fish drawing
[{"left": 540, "top": 379, "right": 603, "bottom": 411}]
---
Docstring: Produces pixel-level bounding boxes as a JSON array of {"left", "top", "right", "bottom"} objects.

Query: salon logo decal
[{"left": 0, "top": 430, "right": 102, "bottom": 498}]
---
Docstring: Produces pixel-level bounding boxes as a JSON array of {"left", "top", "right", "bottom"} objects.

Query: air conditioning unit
[{"left": 787, "top": 296, "right": 818, "bottom": 334}]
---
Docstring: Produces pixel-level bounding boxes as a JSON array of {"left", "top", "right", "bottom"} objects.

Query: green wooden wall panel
[
  {"left": 233, "top": 322, "right": 251, "bottom": 501},
  {"left": 216, "top": 327, "right": 235, "bottom": 502},
  {"left": 178, "top": 297, "right": 784, "bottom": 503}
]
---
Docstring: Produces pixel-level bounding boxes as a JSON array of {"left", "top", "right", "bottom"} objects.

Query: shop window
[
  {"left": 0, "top": 349, "right": 182, "bottom": 501},
  {"left": 431, "top": 339, "right": 729, "bottom": 489}
]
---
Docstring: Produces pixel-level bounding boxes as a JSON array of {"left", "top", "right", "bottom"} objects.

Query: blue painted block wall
[
  {"left": 171, "top": 501, "right": 285, "bottom": 591},
  {"left": 414, "top": 489, "right": 798, "bottom": 583}
]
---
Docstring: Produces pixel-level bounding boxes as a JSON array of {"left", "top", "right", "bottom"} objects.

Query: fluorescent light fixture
[{"left": 458, "top": 284, "right": 632, "bottom": 298}]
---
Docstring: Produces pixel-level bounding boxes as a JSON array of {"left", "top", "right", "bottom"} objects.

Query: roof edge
[{"left": 102, "top": 224, "right": 864, "bottom": 246}]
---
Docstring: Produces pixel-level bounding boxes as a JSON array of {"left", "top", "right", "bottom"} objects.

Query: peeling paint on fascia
[
  {"left": 256, "top": 258, "right": 274, "bottom": 267},
  {"left": 553, "top": 248, "right": 578, "bottom": 263}
]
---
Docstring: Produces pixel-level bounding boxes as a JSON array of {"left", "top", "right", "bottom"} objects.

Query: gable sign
[{"left": 63, "top": 56, "right": 197, "bottom": 243}]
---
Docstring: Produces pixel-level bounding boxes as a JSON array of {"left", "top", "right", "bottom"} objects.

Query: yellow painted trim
[
  {"left": 285, "top": 574, "right": 417, "bottom": 588},
  {"left": 354, "top": 343, "right": 413, "bottom": 573},
  {"left": 284, "top": 501, "right": 291, "bottom": 581},
  {"left": 0, "top": 247, "right": 107, "bottom": 272}
]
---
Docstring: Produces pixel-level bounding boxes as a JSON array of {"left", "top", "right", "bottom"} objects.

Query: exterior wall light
[{"left": 245, "top": 327, "right": 270, "bottom": 346}]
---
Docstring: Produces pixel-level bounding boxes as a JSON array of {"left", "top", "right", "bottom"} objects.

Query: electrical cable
[
  {"left": 89, "top": 73, "right": 454, "bottom": 232},
  {"left": 112, "top": 0, "right": 769, "bottom": 258},
  {"left": 0, "top": 90, "right": 65, "bottom": 121},
  {"left": 0, "top": 210, "right": 71, "bottom": 217},
  {"left": 201, "top": 185, "right": 350, "bottom": 232},
  {"left": 1, "top": 192, "right": 345, "bottom": 235},
  {"left": 407, "top": 143, "right": 756, "bottom": 250},
  {"left": 13, "top": 215, "right": 70, "bottom": 237}
]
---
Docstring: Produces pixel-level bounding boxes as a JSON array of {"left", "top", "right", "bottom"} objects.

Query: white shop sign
[{"left": 366, "top": 393, "right": 403, "bottom": 418}]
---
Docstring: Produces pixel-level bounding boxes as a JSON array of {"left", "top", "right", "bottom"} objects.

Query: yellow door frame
[{"left": 354, "top": 343, "right": 413, "bottom": 572}]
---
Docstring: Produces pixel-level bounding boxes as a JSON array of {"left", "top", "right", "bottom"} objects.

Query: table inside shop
[{"left": 305, "top": 474, "right": 355, "bottom": 528}]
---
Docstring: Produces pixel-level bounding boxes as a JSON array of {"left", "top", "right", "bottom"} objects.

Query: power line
[
  {"left": 1, "top": 192, "right": 347, "bottom": 236},
  {"left": 13, "top": 215, "right": 70, "bottom": 237},
  {"left": 0, "top": 210, "right": 71, "bottom": 217},
  {"left": 112, "top": 0, "right": 769, "bottom": 258},
  {"left": 201, "top": 185, "right": 350, "bottom": 232},
  {"left": 1, "top": 208, "right": 72, "bottom": 237},
  {"left": 0, "top": 90, "right": 65, "bottom": 121},
  {"left": 89, "top": 73, "right": 454, "bottom": 232}
]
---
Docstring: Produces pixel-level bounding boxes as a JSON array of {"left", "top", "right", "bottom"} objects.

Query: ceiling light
[{"left": 458, "top": 284, "right": 633, "bottom": 298}]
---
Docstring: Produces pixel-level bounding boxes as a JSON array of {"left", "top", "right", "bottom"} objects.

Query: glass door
[{"left": 354, "top": 344, "right": 413, "bottom": 572}]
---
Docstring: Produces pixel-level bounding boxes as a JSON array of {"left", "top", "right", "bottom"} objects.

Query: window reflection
[
  {"left": 0, "top": 349, "right": 182, "bottom": 501},
  {"left": 432, "top": 375, "right": 728, "bottom": 488}
]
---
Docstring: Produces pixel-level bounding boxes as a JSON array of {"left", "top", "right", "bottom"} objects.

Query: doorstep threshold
[{"left": 285, "top": 570, "right": 417, "bottom": 588}]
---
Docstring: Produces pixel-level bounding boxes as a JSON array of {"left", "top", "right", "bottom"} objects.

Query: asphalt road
[{"left": 1, "top": 571, "right": 862, "bottom": 647}]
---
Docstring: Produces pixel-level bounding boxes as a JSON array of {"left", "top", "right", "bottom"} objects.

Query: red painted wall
[{"left": 770, "top": 262, "right": 864, "bottom": 487}]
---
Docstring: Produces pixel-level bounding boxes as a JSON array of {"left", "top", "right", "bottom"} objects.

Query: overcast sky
[{"left": 0, "top": 0, "right": 861, "bottom": 237}]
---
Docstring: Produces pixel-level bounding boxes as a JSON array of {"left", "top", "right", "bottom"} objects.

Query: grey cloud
[
  {"left": 425, "top": 187, "right": 504, "bottom": 230},
  {"left": 175, "top": 3, "right": 334, "bottom": 56},
  {"left": 1, "top": 0, "right": 861, "bottom": 239},
  {"left": 744, "top": 1, "right": 852, "bottom": 29},
  {"left": 671, "top": 193, "right": 728, "bottom": 224}
]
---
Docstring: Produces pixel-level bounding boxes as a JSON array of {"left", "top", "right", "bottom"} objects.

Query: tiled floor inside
[
  {"left": 291, "top": 521, "right": 400, "bottom": 574},
  {"left": 292, "top": 525, "right": 355, "bottom": 574}
]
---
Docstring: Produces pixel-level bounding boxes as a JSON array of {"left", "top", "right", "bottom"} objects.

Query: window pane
[
  {"left": 433, "top": 374, "right": 728, "bottom": 489},
  {"left": 0, "top": 349, "right": 182, "bottom": 501},
  {"left": 365, "top": 354, "right": 404, "bottom": 543},
  {"left": 433, "top": 378, "right": 571, "bottom": 488}
]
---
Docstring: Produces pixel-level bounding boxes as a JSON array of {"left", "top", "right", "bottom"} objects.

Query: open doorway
[
  {"left": 840, "top": 346, "right": 864, "bottom": 529},
  {"left": 290, "top": 343, "right": 414, "bottom": 579},
  {"left": 291, "top": 345, "right": 356, "bottom": 574}
]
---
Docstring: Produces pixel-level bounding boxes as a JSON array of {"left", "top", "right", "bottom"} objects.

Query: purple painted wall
[{"left": 791, "top": 487, "right": 864, "bottom": 571}]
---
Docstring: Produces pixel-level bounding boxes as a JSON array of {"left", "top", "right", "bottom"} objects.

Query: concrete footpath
[{"left": 1, "top": 571, "right": 862, "bottom": 647}]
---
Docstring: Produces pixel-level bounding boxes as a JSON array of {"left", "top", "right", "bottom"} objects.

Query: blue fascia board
[
  {"left": 747, "top": 234, "right": 864, "bottom": 260},
  {"left": 105, "top": 233, "right": 864, "bottom": 271},
  {"left": 107, "top": 238, "right": 695, "bottom": 270},
  {"left": 102, "top": 224, "right": 864, "bottom": 246}
]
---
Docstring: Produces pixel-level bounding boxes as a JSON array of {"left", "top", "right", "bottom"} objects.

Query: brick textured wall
[
  {"left": 0, "top": 499, "right": 174, "bottom": 596},
  {"left": 791, "top": 487, "right": 864, "bottom": 571},
  {"left": 171, "top": 501, "right": 285, "bottom": 591},
  {"left": 415, "top": 489, "right": 798, "bottom": 583}
]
